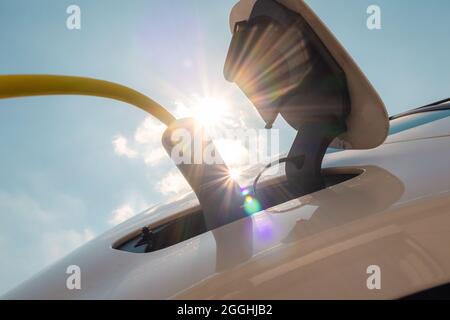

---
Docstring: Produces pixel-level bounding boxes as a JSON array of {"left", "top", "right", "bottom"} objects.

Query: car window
[{"left": 389, "top": 109, "right": 450, "bottom": 136}]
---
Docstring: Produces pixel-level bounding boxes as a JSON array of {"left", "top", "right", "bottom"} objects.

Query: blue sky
[{"left": 0, "top": 0, "right": 449, "bottom": 296}]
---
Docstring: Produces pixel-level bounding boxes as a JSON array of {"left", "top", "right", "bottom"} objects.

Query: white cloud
[
  {"left": 112, "top": 135, "right": 138, "bottom": 158},
  {"left": 156, "top": 170, "right": 191, "bottom": 196},
  {"left": 134, "top": 117, "right": 166, "bottom": 145},
  {"left": 108, "top": 205, "right": 135, "bottom": 226},
  {"left": 111, "top": 118, "right": 168, "bottom": 166},
  {"left": 143, "top": 147, "right": 167, "bottom": 166},
  {"left": 108, "top": 193, "right": 153, "bottom": 226}
]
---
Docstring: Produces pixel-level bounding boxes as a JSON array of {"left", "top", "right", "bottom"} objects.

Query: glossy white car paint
[
  {"left": 4, "top": 116, "right": 450, "bottom": 300},
  {"left": 3, "top": 0, "right": 449, "bottom": 300}
]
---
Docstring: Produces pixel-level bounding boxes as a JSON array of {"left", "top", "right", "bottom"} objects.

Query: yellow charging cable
[{"left": 0, "top": 74, "right": 176, "bottom": 126}]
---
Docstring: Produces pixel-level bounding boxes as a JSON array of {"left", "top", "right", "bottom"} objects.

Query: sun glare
[
  {"left": 229, "top": 168, "right": 241, "bottom": 181},
  {"left": 191, "top": 96, "right": 230, "bottom": 129},
  {"left": 176, "top": 94, "right": 249, "bottom": 174}
]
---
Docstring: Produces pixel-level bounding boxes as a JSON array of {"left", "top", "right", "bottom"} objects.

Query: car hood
[{"left": 4, "top": 133, "right": 450, "bottom": 299}]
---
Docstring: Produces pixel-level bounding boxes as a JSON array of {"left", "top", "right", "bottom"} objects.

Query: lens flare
[
  {"left": 244, "top": 195, "right": 262, "bottom": 215},
  {"left": 254, "top": 213, "right": 274, "bottom": 241}
]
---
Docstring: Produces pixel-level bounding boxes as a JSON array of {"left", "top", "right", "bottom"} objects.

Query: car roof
[{"left": 390, "top": 99, "right": 450, "bottom": 120}]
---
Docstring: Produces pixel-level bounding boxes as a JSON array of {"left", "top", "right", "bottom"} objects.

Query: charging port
[{"left": 114, "top": 169, "right": 360, "bottom": 253}]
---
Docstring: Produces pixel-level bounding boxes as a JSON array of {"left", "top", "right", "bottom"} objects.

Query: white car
[
  {"left": 2, "top": 0, "right": 450, "bottom": 300},
  {"left": 3, "top": 98, "right": 450, "bottom": 300}
]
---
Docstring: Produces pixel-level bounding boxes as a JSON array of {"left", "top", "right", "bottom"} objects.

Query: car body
[{"left": 4, "top": 101, "right": 450, "bottom": 300}]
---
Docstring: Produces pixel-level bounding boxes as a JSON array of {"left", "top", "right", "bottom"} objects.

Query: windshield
[
  {"left": 327, "top": 108, "right": 450, "bottom": 153},
  {"left": 389, "top": 109, "right": 450, "bottom": 135}
]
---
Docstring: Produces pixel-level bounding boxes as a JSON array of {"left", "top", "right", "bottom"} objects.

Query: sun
[
  {"left": 229, "top": 168, "right": 241, "bottom": 181},
  {"left": 191, "top": 96, "right": 230, "bottom": 129},
  {"left": 175, "top": 94, "right": 248, "bottom": 172}
]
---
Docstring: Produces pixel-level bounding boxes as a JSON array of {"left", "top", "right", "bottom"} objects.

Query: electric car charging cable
[
  {"left": 0, "top": 75, "right": 176, "bottom": 126},
  {"left": 0, "top": 74, "right": 246, "bottom": 232},
  {"left": 0, "top": 74, "right": 304, "bottom": 200}
]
